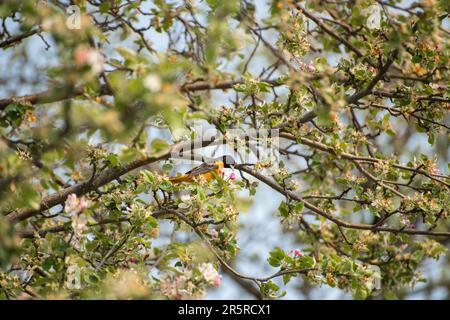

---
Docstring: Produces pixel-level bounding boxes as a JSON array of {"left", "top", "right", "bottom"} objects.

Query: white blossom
[
  {"left": 144, "top": 74, "right": 162, "bottom": 92},
  {"left": 198, "top": 263, "right": 222, "bottom": 286},
  {"left": 86, "top": 49, "right": 104, "bottom": 74},
  {"left": 65, "top": 193, "right": 88, "bottom": 214},
  {"left": 72, "top": 214, "right": 87, "bottom": 236}
]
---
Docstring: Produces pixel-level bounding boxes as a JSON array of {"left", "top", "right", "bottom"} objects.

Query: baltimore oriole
[{"left": 169, "top": 156, "right": 235, "bottom": 184}]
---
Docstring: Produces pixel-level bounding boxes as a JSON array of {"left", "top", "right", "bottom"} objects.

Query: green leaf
[
  {"left": 411, "top": 55, "right": 422, "bottom": 63},
  {"left": 384, "top": 290, "right": 398, "bottom": 300},
  {"left": 427, "top": 132, "right": 435, "bottom": 144},
  {"left": 159, "top": 181, "right": 172, "bottom": 191},
  {"left": 99, "top": 2, "right": 110, "bottom": 13},
  {"left": 278, "top": 202, "right": 289, "bottom": 218},
  {"left": 147, "top": 215, "right": 158, "bottom": 228},
  {"left": 298, "top": 255, "right": 315, "bottom": 268},
  {"left": 268, "top": 246, "right": 286, "bottom": 267},
  {"left": 141, "top": 170, "right": 155, "bottom": 183},
  {"left": 106, "top": 154, "right": 120, "bottom": 167},
  {"left": 411, "top": 249, "right": 424, "bottom": 261},
  {"left": 283, "top": 274, "right": 293, "bottom": 285},
  {"left": 134, "top": 183, "right": 148, "bottom": 194},
  {"left": 42, "top": 256, "right": 55, "bottom": 271},
  {"left": 151, "top": 138, "right": 169, "bottom": 154},
  {"left": 162, "top": 163, "right": 173, "bottom": 174}
]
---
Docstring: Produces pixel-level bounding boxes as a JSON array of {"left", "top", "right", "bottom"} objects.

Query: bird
[{"left": 169, "top": 155, "right": 235, "bottom": 184}]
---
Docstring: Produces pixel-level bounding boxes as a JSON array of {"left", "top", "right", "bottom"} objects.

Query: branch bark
[
  {"left": 0, "top": 28, "right": 39, "bottom": 49},
  {"left": 0, "top": 79, "right": 282, "bottom": 110},
  {"left": 6, "top": 136, "right": 216, "bottom": 224}
]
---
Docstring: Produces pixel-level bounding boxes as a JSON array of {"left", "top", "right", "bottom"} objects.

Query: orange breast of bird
[{"left": 199, "top": 171, "right": 215, "bottom": 181}]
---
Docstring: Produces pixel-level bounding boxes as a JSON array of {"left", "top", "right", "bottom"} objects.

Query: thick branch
[
  {"left": 6, "top": 136, "right": 215, "bottom": 223},
  {"left": 0, "top": 85, "right": 106, "bottom": 111},
  {"left": 0, "top": 79, "right": 282, "bottom": 110}
]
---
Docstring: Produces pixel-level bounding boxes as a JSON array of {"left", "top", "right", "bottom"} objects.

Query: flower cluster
[
  {"left": 74, "top": 45, "right": 104, "bottom": 75},
  {"left": 198, "top": 263, "right": 222, "bottom": 287},
  {"left": 159, "top": 263, "right": 222, "bottom": 300},
  {"left": 160, "top": 270, "right": 197, "bottom": 300},
  {"left": 65, "top": 194, "right": 88, "bottom": 214}
]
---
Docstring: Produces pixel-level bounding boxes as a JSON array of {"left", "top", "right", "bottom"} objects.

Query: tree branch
[
  {"left": 6, "top": 136, "right": 216, "bottom": 224},
  {"left": 0, "top": 28, "right": 39, "bottom": 49}
]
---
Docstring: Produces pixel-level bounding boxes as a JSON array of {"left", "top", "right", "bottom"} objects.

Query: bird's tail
[{"left": 169, "top": 174, "right": 192, "bottom": 184}]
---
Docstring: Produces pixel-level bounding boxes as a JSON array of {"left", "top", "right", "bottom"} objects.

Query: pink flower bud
[
  {"left": 290, "top": 249, "right": 302, "bottom": 257},
  {"left": 212, "top": 275, "right": 222, "bottom": 286}
]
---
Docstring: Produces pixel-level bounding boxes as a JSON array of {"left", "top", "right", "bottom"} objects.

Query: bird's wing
[{"left": 185, "top": 163, "right": 218, "bottom": 177}]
